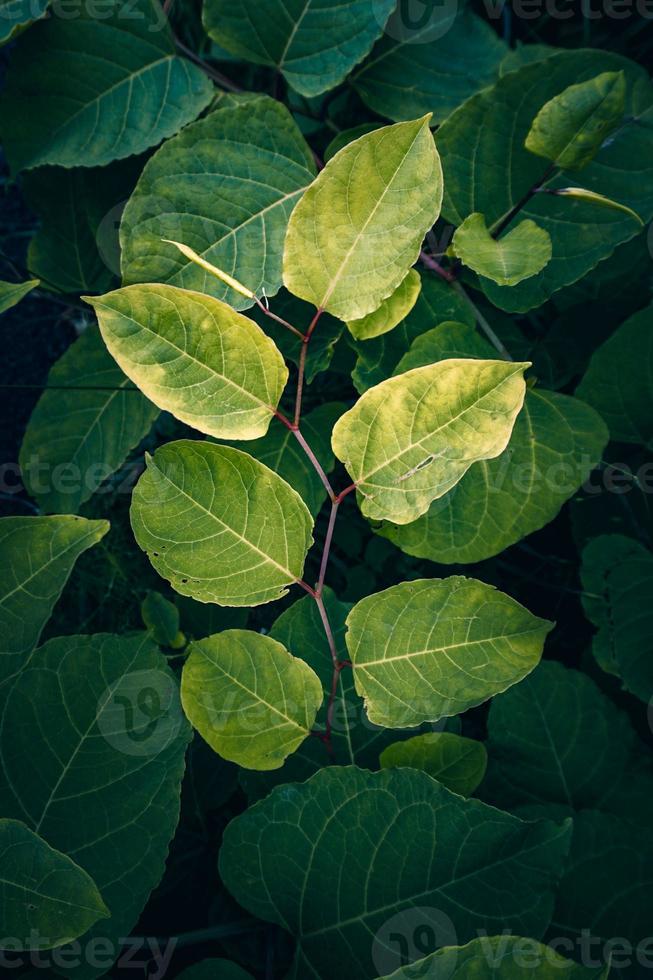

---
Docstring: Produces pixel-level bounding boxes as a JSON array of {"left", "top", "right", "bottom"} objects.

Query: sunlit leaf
[
  {"left": 452, "top": 213, "right": 552, "bottom": 286},
  {"left": 0, "top": 278, "right": 39, "bottom": 313},
  {"left": 347, "top": 269, "right": 421, "bottom": 340}
]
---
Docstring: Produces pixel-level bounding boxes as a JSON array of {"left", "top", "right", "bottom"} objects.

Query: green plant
[{"left": 1, "top": 4, "right": 653, "bottom": 979}]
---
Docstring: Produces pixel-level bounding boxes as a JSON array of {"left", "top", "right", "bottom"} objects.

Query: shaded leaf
[
  {"left": 176, "top": 961, "right": 254, "bottom": 980},
  {"left": 380, "top": 733, "right": 487, "bottom": 797},
  {"left": 87, "top": 284, "right": 287, "bottom": 440},
  {"left": 0, "top": 0, "right": 213, "bottom": 171},
  {"left": 181, "top": 629, "right": 323, "bottom": 770},
  {"left": 141, "top": 591, "right": 183, "bottom": 648},
  {"left": 0, "top": 0, "right": 48, "bottom": 45},
  {"left": 19, "top": 326, "right": 159, "bottom": 514},
  {"left": 332, "top": 358, "right": 528, "bottom": 524},
  {"left": 284, "top": 117, "right": 442, "bottom": 320},
  {"left": 0, "top": 819, "right": 108, "bottom": 950},
  {"left": 219, "top": 766, "right": 571, "bottom": 980},
  {"left": 346, "top": 577, "right": 552, "bottom": 728},
  {"left": 452, "top": 213, "right": 552, "bottom": 286},
  {"left": 120, "top": 98, "right": 315, "bottom": 311},
  {"left": 130, "top": 440, "right": 313, "bottom": 606},
  {"left": 0, "top": 278, "right": 39, "bottom": 313},
  {"left": 347, "top": 269, "right": 421, "bottom": 340}
]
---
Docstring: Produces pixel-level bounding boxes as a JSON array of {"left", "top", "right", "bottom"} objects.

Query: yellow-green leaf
[
  {"left": 380, "top": 732, "right": 487, "bottom": 797},
  {"left": 86, "top": 284, "right": 287, "bottom": 440},
  {"left": 331, "top": 358, "right": 529, "bottom": 524},
  {"left": 346, "top": 269, "right": 421, "bottom": 340},
  {"left": 181, "top": 630, "right": 323, "bottom": 770},
  {"left": 452, "top": 213, "right": 552, "bottom": 286},
  {"left": 284, "top": 117, "right": 442, "bottom": 321}
]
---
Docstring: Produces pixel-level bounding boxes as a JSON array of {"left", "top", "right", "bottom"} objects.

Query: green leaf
[
  {"left": 332, "top": 357, "right": 528, "bottom": 525},
  {"left": 219, "top": 766, "right": 571, "bottom": 980},
  {"left": 380, "top": 733, "right": 487, "bottom": 797},
  {"left": 525, "top": 71, "right": 626, "bottom": 170},
  {"left": 0, "top": 0, "right": 213, "bottom": 171},
  {"left": 284, "top": 117, "right": 442, "bottom": 321},
  {"left": 141, "top": 591, "right": 183, "bottom": 648},
  {"left": 0, "top": 516, "right": 109, "bottom": 681},
  {"left": 377, "top": 935, "right": 610, "bottom": 979},
  {"left": 481, "top": 661, "right": 653, "bottom": 827},
  {"left": 350, "top": 274, "right": 475, "bottom": 393},
  {"left": 580, "top": 535, "right": 653, "bottom": 704},
  {"left": 0, "top": 0, "right": 48, "bottom": 46},
  {"left": 0, "top": 633, "right": 190, "bottom": 977},
  {"left": 345, "top": 577, "right": 552, "bottom": 728},
  {"left": 86, "top": 284, "right": 288, "bottom": 440},
  {"left": 181, "top": 629, "right": 323, "bottom": 770},
  {"left": 452, "top": 214, "right": 552, "bottom": 286},
  {"left": 576, "top": 305, "right": 653, "bottom": 448},
  {"left": 380, "top": 376, "right": 608, "bottom": 563},
  {"left": 352, "top": 5, "right": 506, "bottom": 125},
  {"left": 347, "top": 269, "right": 421, "bottom": 340},
  {"left": 325, "top": 124, "right": 382, "bottom": 162},
  {"left": 0, "top": 278, "right": 39, "bottom": 313},
  {"left": 546, "top": 185, "right": 643, "bottom": 224},
  {"left": 202, "top": 0, "right": 395, "bottom": 97},
  {"left": 120, "top": 98, "right": 315, "bottom": 311},
  {"left": 176, "top": 961, "right": 254, "bottom": 980},
  {"left": 19, "top": 326, "right": 159, "bottom": 514},
  {"left": 130, "top": 440, "right": 313, "bottom": 606},
  {"left": 0, "top": 819, "right": 108, "bottom": 950},
  {"left": 436, "top": 51, "right": 653, "bottom": 312},
  {"left": 221, "top": 403, "right": 343, "bottom": 517}
]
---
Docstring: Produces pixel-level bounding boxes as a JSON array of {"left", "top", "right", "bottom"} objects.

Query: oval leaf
[
  {"left": 380, "top": 732, "right": 487, "bottom": 797},
  {"left": 130, "top": 440, "right": 313, "bottom": 606},
  {"left": 332, "top": 358, "right": 529, "bottom": 525},
  {"left": 347, "top": 269, "right": 421, "bottom": 341},
  {"left": 284, "top": 117, "right": 442, "bottom": 321},
  {"left": 181, "top": 629, "right": 323, "bottom": 770},
  {"left": 0, "top": 819, "right": 108, "bottom": 950},
  {"left": 86, "top": 284, "right": 288, "bottom": 440},
  {"left": 452, "top": 213, "right": 552, "bottom": 286},
  {"left": 345, "top": 577, "right": 552, "bottom": 728}
]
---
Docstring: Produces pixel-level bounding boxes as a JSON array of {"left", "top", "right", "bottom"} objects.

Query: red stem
[
  {"left": 254, "top": 297, "right": 306, "bottom": 340},
  {"left": 419, "top": 250, "right": 456, "bottom": 283},
  {"left": 293, "top": 428, "right": 336, "bottom": 500},
  {"left": 293, "top": 307, "right": 323, "bottom": 427}
]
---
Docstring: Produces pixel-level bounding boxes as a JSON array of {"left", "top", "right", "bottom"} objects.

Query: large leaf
[
  {"left": 0, "top": 278, "right": 39, "bottom": 313},
  {"left": 575, "top": 305, "right": 653, "bottom": 449},
  {"left": 379, "top": 733, "right": 487, "bottom": 797},
  {"left": 0, "top": 819, "right": 108, "bottom": 950},
  {"left": 87, "top": 284, "right": 288, "bottom": 440},
  {"left": 0, "top": 0, "right": 48, "bottom": 46},
  {"left": 284, "top": 118, "right": 442, "bottom": 321},
  {"left": 202, "top": 0, "right": 395, "bottom": 97},
  {"left": 525, "top": 71, "right": 626, "bottom": 170},
  {"left": 451, "top": 213, "right": 552, "bottom": 286},
  {"left": 580, "top": 535, "right": 653, "bottom": 703},
  {"left": 181, "top": 629, "right": 323, "bottom": 770},
  {"left": 219, "top": 766, "right": 571, "bottom": 980},
  {"left": 347, "top": 269, "right": 421, "bottom": 340},
  {"left": 481, "top": 661, "right": 653, "bottom": 828},
  {"left": 120, "top": 98, "right": 315, "bottom": 311},
  {"left": 130, "top": 440, "right": 313, "bottom": 606},
  {"left": 19, "top": 326, "right": 159, "bottom": 514},
  {"left": 380, "top": 348, "right": 608, "bottom": 563},
  {"left": 377, "top": 935, "right": 610, "bottom": 979},
  {"left": 0, "top": 0, "right": 213, "bottom": 172},
  {"left": 0, "top": 633, "right": 190, "bottom": 978},
  {"left": 351, "top": 4, "right": 506, "bottom": 124},
  {"left": 350, "top": 274, "right": 475, "bottom": 393},
  {"left": 331, "top": 358, "right": 528, "bottom": 525},
  {"left": 0, "top": 516, "right": 108, "bottom": 681},
  {"left": 345, "top": 577, "right": 551, "bottom": 728},
  {"left": 436, "top": 51, "right": 653, "bottom": 311}
]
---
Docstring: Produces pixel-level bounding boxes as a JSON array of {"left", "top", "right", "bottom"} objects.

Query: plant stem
[
  {"left": 489, "top": 163, "right": 557, "bottom": 239},
  {"left": 316, "top": 499, "right": 339, "bottom": 593},
  {"left": 293, "top": 428, "right": 336, "bottom": 500},
  {"left": 419, "top": 249, "right": 456, "bottom": 283},
  {"left": 293, "top": 307, "right": 323, "bottom": 427},
  {"left": 253, "top": 296, "right": 306, "bottom": 340},
  {"left": 451, "top": 282, "right": 513, "bottom": 361},
  {"left": 174, "top": 37, "right": 242, "bottom": 92}
]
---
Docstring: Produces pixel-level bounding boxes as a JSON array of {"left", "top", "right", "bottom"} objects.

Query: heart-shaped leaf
[{"left": 452, "top": 213, "right": 552, "bottom": 286}]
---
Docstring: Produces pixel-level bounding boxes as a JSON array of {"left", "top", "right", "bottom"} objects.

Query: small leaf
[
  {"left": 219, "top": 766, "right": 571, "bottom": 980},
  {"left": 576, "top": 304, "right": 653, "bottom": 447},
  {"left": 130, "top": 440, "right": 313, "bottom": 607},
  {"left": 548, "top": 186, "right": 642, "bottom": 224},
  {"left": 202, "top": 0, "right": 396, "bottom": 97},
  {"left": 452, "top": 213, "right": 552, "bottom": 286},
  {"left": 181, "top": 629, "right": 323, "bottom": 770},
  {"left": 0, "top": 278, "right": 39, "bottom": 313},
  {"left": 345, "top": 577, "right": 552, "bottom": 728},
  {"left": 346, "top": 269, "right": 421, "bottom": 341},
  {"left": 332, "top": 358, "right": 528, "bottom": 525},
  {"left": 162, "top": 240, "right": 255, "bottom": 299},
  {"left": 19, "top": 326, "right": 159, "bottom": 514},
  {"left": 0, "top": 516, "right": 109, "bottom": 681},
  {"left": 141, "top": 592, "right": 182, "bottom": 648},
  {"left": 0, "top": 0, "right": 213, "bottom": 171},
  {"left": 0, "top": 819, "right": 108, "bottom": 950},
  {"left": 284, "top": 117, "right": 442, "bottom": 321},
  {"left": 86, "top": 284, "right": 288, "bottom": 440},
  {"left": 525, "top": 71, "right": 626, "bottom": 170},
  {"left": 380, "top": 733, "right": 487, "bottom": 797}
]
